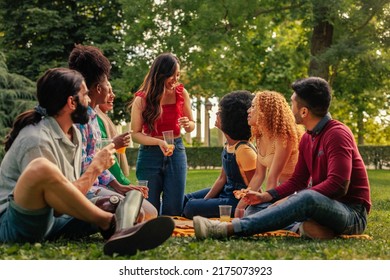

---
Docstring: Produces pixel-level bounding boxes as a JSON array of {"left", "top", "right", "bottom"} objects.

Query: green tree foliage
[
  {"left": 120, "top": 0, "right": 389, "bottom": 144},
  {"left": 120, "top": 0, "right": 309, "bottom": 98},
  {"left": 0, "top": 52, "right": 36, "bottom": 160},
  {"left": 0, "top": 0, "right": 388, "bottom": 144},
  {"left": 311, "top": 0, "right": 390, "bottom": 144},
  {"left": 0, "top": 0, "right": 125, "bottom": 81},
  {"left": 119, "top": 0, "right": 310, "bottom": 129}
]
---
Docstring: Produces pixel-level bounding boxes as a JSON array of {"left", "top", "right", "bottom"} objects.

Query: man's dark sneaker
[{"left": 103, "top": 216, "right": 175, "bottom": 256}]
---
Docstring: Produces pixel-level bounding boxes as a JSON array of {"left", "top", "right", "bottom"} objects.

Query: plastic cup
[
  {"left": 96, "top": 138, "right": 112, "bottom": 150},
  {"left": 219, "top": 205, "right": 232, "bottom": 222},
  {"left": 235, "top": 208, "right": 245, "bottom": 218},
  {"left": 162, "top": 130, "right": 175, "bottom": 156},
  {"left": 136, "top": 180, "right": 148, "bottom": 187},
  {"left": 116, "top": 147, "right": 127, "bottom": 154},
  {"left": 162, "top": 130, "right": 174, "bottom": 144}
]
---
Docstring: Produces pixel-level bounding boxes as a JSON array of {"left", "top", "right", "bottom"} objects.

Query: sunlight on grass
[{"left": 0, "top": 169, "right": 388, "bottom": 260}]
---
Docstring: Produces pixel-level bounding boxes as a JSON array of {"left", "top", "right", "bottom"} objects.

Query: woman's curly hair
[{"left": 251, "top": 90, "right": 302, "bottom": 148}]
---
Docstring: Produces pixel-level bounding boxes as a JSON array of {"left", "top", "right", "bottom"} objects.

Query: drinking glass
[{"left": 162, "top": 130, "right": 175, "bottom": 156}]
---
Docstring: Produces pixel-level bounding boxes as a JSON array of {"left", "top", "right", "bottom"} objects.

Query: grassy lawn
[{"left": 0, "top": 169, "right": 389, "bottom": 260}]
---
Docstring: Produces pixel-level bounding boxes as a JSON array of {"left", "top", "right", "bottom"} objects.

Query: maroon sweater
[{"left": 275, "top": 119, "right": 371, "bottom": 213}]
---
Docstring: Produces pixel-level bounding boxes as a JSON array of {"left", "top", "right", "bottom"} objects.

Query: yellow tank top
[{"left": 257, "top": 140, "right": 298, "bottom": 177}]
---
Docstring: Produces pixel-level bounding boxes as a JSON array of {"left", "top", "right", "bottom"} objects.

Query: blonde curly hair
[{"left": 251, "top": 90, "right": 303, "bottom": 148}]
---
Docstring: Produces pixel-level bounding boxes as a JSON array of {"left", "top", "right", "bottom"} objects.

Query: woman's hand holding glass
[
  {"left": 161, "top": 130, "right": 175, "bottom": 156},
  {"left": 113, "top": 131, "right": 131, "bottom": 154}
]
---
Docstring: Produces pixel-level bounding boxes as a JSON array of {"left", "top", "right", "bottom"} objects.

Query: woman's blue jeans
[
  {"left": 232, "top": 190, "right": 367, "bottom": 236},
  {"left": 136, "top": 137, "right": 187, "bottom": 216},
  {"left": 182, "top": 188, "right": 239, "bottom": 219}
]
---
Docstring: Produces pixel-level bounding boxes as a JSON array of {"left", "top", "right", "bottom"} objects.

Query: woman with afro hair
[
  {"left": 182, "top": 90, "right": 257, "bottom": 219},
  {"left": 236, "top": 90, "right": 303, "bottom": 217}
]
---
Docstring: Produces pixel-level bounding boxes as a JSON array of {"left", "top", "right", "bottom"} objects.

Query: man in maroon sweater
[{"left": 193, "top": 77, "right": 371, "bottom": 239}]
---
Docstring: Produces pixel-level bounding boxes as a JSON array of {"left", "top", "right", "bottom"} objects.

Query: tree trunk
[
  {"left": 357, "top": 110, "right": 365, "bottom": 145},
  {"left": 204, "top": 104, "right": 210, "bottom": 146},
  {"left": 195, "top": 96, "right": 202, "bottom": 143},
  {"left": 309, "top": 4, "right": 334, "bottom": 80}
]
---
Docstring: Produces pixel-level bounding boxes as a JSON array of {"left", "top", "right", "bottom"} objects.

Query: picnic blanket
[{"left": 171, "top": 216, "right": 372, "bottom": 240}]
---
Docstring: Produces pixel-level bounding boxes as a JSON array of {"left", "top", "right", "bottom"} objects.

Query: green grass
[{"left": 0, "top": 169, "right": 389, "bottom": 260}]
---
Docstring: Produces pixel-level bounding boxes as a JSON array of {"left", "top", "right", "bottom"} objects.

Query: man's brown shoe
[
  {"left": 103, "top": 216, "right": 175, "bottom": 256},
  {"left": 299, "top": 220, "right": 336, "bottom": 240}
]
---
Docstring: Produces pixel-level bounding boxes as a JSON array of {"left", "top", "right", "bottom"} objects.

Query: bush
[
  {"left": 1, "top": 145, "right": 389, "bottom": 169},
  {"left": 127, "top": 147, "right": 223, "bottom": 169},
  {"left": 126, "top": 145, "right": 390, "bottom": 170},
  {"left": 358, "top": 146, "right": 390, "bottom": 169}
]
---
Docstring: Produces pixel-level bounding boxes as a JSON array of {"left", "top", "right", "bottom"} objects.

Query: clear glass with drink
[
  {"left": 116, "top": 146, "right": 127, "bottom": 154},
  {"left": 219, "top": 205, "right": 232, "bottom": 222},
  {"left": 162, "top": 130, "right": 175, "bottom": 156},
  {"left": 136, "top": 180, "right": 148, "bottom": 187},
  {"left": 96, "top": 138, "right": 113, "bottom": 150}
]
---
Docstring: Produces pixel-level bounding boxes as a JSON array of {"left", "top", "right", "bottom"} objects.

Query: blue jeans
[
  {"left": 232, "top": 190, "right": 367, "bottom": 236},
  {"left": 0, "top": 195, "right": 97, "bottom": 243},
  {"left": 245, "top": 202, "right": 299, "bottom": 231},
  {"left": 136, "top": 137, "right": 187, "bottom": 216},
  {"left": 245, "top": 202, "right": 272, "bottom": 216},
  {"left": 182, "top": 188, "right": 238, "bottom": 219}
]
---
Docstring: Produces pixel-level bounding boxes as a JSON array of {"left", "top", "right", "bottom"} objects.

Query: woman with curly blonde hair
[{"left": 234, "top": 90, "right": 303, "bottom": 217}]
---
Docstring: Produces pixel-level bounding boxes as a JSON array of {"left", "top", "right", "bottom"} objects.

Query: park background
[
  {"left": 0, "top": 0, "right": 389, "bottom": 261},
  {"left": 0, "top": 0, "right": 389, "bottom": 156}
]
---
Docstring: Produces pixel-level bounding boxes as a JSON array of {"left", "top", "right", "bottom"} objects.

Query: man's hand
[
  {"left": 93, "top": 143, "right": 116, "bottom": 172},
  {"left": 241, "top": 190, "right": 263, "bottom": 205}
]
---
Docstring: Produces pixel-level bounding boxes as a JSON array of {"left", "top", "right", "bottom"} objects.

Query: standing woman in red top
[{"left": 130, "top": 53, "right": 195, "bottom": 215}]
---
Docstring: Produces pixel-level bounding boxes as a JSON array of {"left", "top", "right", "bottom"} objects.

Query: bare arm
[
  {"left": 265, "top": 139, "right": 293, "bottom": 191},
  {"left": 73, "top": 144, "right": 116, "bottom": 195},
  {"left": 107, "top": 180, "right": 149, "bottom": 198},
  {"left": 130, "top": 96, "right": 168, "bottom": 153},
  {"left": 242, "top": 190, "right": 273, "bottom": 206},
  {"left": 204, "top": 168, "right": 227, "bottom": 199},
  {"left": 178, "top": 88, "right": 195, "bottom": 133},
  {"left": 235, "top": 158, "right": 266, "bottom": 214}
]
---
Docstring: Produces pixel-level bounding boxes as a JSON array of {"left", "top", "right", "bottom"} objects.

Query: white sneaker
[
  {"left": 193, "top": 216, "right": 228, "bottom": 240},
  {"left": 299, "top": 220, "right": 335, "bottom": 240}
]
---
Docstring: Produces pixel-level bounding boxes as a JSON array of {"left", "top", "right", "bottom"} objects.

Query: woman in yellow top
[
  {"left": 235, "top": 90, "right": 303, "bottom": 217},
  {"left": 182, "top": 90, "right": 257, "bottom": 219}
]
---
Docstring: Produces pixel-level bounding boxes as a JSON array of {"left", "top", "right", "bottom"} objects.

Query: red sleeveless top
[{"left": 135, "top": 84, "right": 184, "bottom": 137}]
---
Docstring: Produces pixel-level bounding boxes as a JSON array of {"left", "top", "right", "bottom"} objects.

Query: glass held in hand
[
  {"left": 115, "top": 131, "right": 131, "bottom": 154},
  {"left": 162, "top": 130, "right": 175, "bottom": 156},
  {"left": 96, "top": 138, "right": 113, "bottom": 150},
  {"left": 116, "top": 146, "right": 127, "bottom": 154},
  {"left": 136, "top": 180, "right": 148, "bottom": 187}
]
